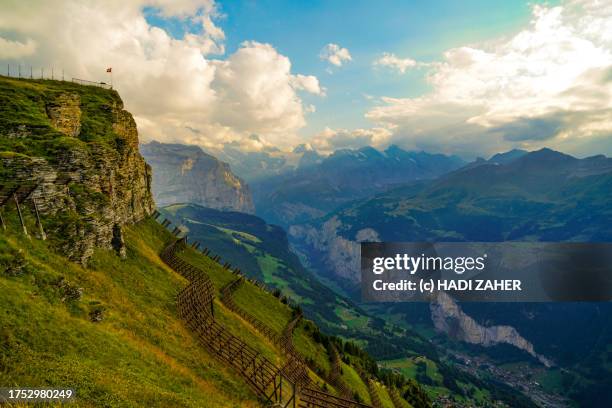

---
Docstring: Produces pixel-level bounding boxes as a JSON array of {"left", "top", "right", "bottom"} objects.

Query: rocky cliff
[
  {"left": 430, "top": 292, "right": 552, "bottom": 366},
  {"left": 289, "top": 217, "right": 553, "bottom": 366},
  {"left": 140, "top": 141, "right": 254, "bottom": 214},
  {"left": 0, "top": 76, "right": 154, "bottom": 263}
]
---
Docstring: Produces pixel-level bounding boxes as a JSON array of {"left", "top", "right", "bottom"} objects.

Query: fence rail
[
  {"left": 159, "top": 234, "right": 373, "bottom": 408},
  {"left": 0, "top": 65, "right": 112, "bottom": 90},
  {"left": 161, "top": 239, "right": 296, "bottom": 407},
  {"left": 72, "top": 77, "right": 112, "bottom": 89}
]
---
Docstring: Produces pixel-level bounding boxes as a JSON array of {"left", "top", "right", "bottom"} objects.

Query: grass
[
  {"left": 232, "top": 281, "right": 293, "bottom": 335},
  {"left": 0, "top": 206, "right": 424, "bottom": 407},
  {"left": 0, "top": 76, "right": 122, "bottom": 161},
  {"left": 372, "top": 380, "right": 395, "bottom": 408},
  {"left": 0, "top": 217, "right": 259, "bottom": 407},
  {"left": 177, "top": 247, "right": 236, "bottom": 293},
  {"left": 213, "top": 299, "right": 281, "bottom": 365},
  {"left": 340, "top": 362, "right": 370, "bottom": 404},
  {"left": 292, "top": 323, "right": 331, "bottom": 376}
]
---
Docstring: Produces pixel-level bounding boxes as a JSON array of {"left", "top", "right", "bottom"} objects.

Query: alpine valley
[{"left": 149, "top": 139, "right": 612, "bottom": 407}]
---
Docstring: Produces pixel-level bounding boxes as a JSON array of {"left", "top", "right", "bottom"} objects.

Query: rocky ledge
[{"left": 0, "top": 77, "right": 154, "bottom": 263}]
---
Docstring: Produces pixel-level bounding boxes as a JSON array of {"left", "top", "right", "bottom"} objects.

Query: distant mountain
[
  {"left": 289, "top": 148, "right": 612, "bottom": 407},
  {"left": 488, "top": 148, "right": 528, "bottom": 164},
  {"left": 141, "top": 141, "right": 254, "bottom": 213},
  {"left": 252, "top": 145, "right": 465, "bottom": 227},
  {"left": 292, "top": 148, "right": 612, "bottom": 284}
]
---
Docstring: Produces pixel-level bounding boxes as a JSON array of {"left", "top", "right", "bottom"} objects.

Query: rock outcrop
[
  {"left": 0, "top": 79, "right": 154, "bottom": 263},
  {"left": 430, "top": 292, "right": 552, "bottom": 366},
  {"left": 140, "top": 141, "right": 254, "bottom": 214},
  {"left": 289, "top": 216, "right": 377, "bottom": 283}
]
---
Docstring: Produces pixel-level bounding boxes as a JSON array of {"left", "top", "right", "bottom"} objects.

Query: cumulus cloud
[
  {"left": 311, "top": 127, "right": 392, "bottom": 154},
  {"left": 367, "top": 1, "right": 612, "bottom": 157},
  {"left": 210, "top": 41, "right": 321, "bottom": 142},
  {"left": 291, "top": 74, "right": 326, "bottom": 96},
  {"left": 374, "top": 53, "right": 417, "bottom": 73},
  {"left": 0, "top": 0, "right": 322, "bottom": 152},
  {"left": 319, "top": 43, "right": 352, "bottom": 67}
]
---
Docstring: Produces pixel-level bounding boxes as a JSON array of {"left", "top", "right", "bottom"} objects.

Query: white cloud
[
  {"left": 0, "top": 0, "right": 322, "bottom": 152},
  {"left": 291, "top": 74, "right": 326, "bottom": 96},
  {"left": 366, "top": 1, "right": 612, "bottom": 157},
  {"left": 374, "top": 53, "right": 417, "bottom": 73},
  {"left": 319, "top": 43, "right": 352, "bottom": 67},
  {"left": 311, "top": 127, "right": 392, "bottom": 154},
  {"left": 210, "top": 41, "right": 321, "bottom": 141}
]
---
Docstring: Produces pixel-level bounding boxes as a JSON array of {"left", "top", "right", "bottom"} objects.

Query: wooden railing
[
  {"left": 388, "top": 387, "right": 407, "bottom": 408},
  {"left": 299, "top": 387, "right": 372, "bottom": 408},
  {"left": 159, "top": 231, "right": 373, "bottom": 408},
  {"left": 221, "top": 277, "right": 281, "bottom": 343},
  {"left": 220, "top": 277, "right": 313, "bottom": 388},
  {"left": 162, "top": 240, "right": 295, "bottom": 407}
]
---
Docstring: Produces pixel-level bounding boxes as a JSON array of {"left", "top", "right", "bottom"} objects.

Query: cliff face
[
  {"left": 289, "top": 216, "right": 370, "bottom": 283},
  {"left": 0, "top": 77, "right": 154, "bottom": 263},
  {"left": 430, "top": 292, "right": 552, "bottom": 366},
  {"left": 140, "top": 141, "right": 254, "bottom": 214}
]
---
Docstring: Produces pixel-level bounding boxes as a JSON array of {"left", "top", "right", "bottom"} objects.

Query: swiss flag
[{"left": 106, "top": 67, "right": 112, "bottom": 73}]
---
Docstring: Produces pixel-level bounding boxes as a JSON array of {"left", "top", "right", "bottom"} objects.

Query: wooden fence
[
  {"left": 157, "top": 219, "right": 372, "bottom": 407},
  {"left": 220, "top": 277, "right": 313, "bottom": 389},
  {"left": 161, "top": 240, "right": 296, "bottom": 407}
]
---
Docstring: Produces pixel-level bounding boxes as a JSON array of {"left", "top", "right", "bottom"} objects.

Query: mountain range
[
  {"left": 287, "top": 147, "right": 612, "bottom": 407},
  {"left": 251, "top": 145, "right": 465, "bottom": 227}
]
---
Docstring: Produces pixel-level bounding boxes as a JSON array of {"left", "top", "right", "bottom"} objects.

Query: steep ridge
[
  {"left": 0, "top": 76, "right": 420, "bottom": 408},
  {"left": 0, "top": 215, "right": 262, "bottom": 406}
]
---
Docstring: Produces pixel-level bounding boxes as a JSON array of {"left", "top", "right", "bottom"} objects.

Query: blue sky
[
  {"left": 3, "top": 0, "right": 607, "bottom": 158},
  {"left": 146, "top": 0, "right": 556, "bottom": 138}
]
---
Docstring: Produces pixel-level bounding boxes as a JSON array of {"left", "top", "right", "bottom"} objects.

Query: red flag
[{"left": 106, "top": 67, "right": 112, "bottom": 73}]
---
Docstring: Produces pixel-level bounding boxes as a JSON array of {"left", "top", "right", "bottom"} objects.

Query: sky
[{"left": 0, "top": 0, "right": 611, "bottom": 158}]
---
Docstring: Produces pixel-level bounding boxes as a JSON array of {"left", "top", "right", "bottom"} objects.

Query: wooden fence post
[
  {"left": 32, "top": 197, "right": 46, "bottom": 240},
  {"left": 13, "top": 194, "right": 28, "bottom": 236}
]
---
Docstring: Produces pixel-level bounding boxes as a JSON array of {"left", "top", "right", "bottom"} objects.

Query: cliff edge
[{"left": 0, "top": 76, "right": 154, "bottom": 263}]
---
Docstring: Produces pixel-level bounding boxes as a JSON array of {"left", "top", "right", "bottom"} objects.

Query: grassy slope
[
  {"left": 0, "top": 76, "right": 121, "bottom": 160},
  {"left": 177, "top": 237, "right": 394, "bottom": 403},
  {"left": 177, "top": 247, "right": 282, "bottom": 364},
  {"left": 0, "top": 77, "right": 414, "bottom": 407},
  {"left": 232, "top": 282, "right": 292, "bottom": 335},
  {"left": 0, "top": 216, "right": 258, "bottom": 407},
  {"left": 0, "top": 179, "right": 391, "bottom": 407},
  {"left": 340, "top": 362, "right": 370, "bottom": 404},
  {"left": 372, "top": 380, "right": 395, "bottom": 408},
  {"left": 160, "top": 204, "right": 377, "bottom": 334}
]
